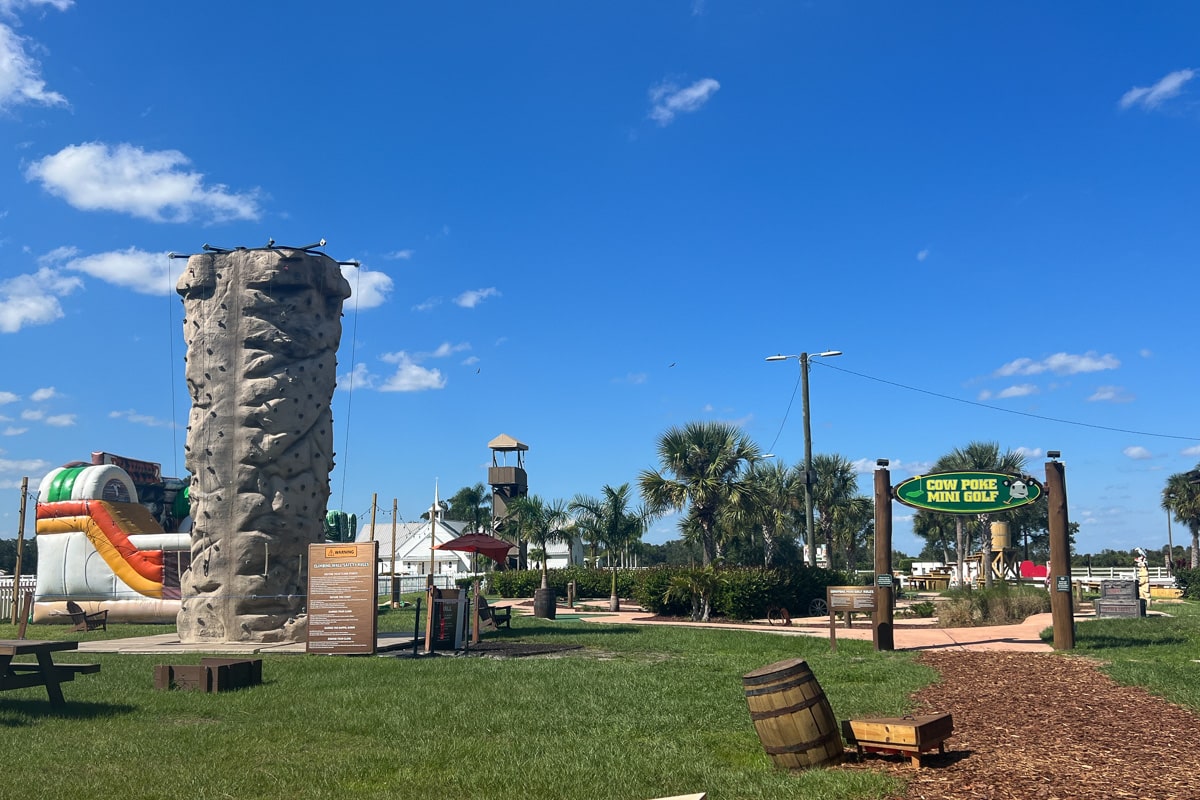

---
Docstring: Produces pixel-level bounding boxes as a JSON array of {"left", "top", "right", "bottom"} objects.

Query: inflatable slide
[{"left": 33, "top": 463, "right": 191, "bottom": 624}]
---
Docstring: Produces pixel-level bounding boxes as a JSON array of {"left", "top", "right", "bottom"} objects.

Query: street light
[{"left": 765, "top": 350, "right": 843, "bottom": 565}]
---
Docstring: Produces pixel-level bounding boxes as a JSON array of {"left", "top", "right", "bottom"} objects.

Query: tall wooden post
[
  {"left": 11, "top": 477, "right": 28, "bottom": 625},
  {"left": 1046, "top": 457, "right": 1075, "bottom": 650},
  {"left": 873, "top": 463, "right": 895, "bottom": 651}
]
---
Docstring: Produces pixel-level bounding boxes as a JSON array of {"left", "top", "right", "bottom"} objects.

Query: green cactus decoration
[{"left": 323, "top": 510, "right": 358, "bottom": 542}]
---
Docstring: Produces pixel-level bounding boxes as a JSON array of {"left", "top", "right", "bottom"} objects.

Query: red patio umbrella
[
  {"left": 434, "top": 532, "right": 516, "bottom": 644},
  {"left": 433, "top": 532, "right": 516, "bottom": 566}
]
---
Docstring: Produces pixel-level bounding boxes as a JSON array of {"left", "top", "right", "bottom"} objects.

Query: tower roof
[{"left": 488, "top": 433, "right": 528, "bottom": 452}]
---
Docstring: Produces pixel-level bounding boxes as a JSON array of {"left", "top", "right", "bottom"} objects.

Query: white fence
[{"left": 0, "top": 575, "right": 37, "bottom": 621}]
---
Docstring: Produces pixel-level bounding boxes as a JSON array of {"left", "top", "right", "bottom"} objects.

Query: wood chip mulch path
[{"left": 840, "top": 652, "right": 1199, "bottom": 800}]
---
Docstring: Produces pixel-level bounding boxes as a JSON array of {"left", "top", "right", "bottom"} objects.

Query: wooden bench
[
  {"left": 0, "top": 639, "right": 101, "bottom": 707},
  {"left": 477, "top": 597, "right": 512, "bottom": 630}
]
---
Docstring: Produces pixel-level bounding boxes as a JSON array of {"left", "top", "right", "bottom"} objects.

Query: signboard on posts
[
  {"left": 307, "top": 541, "right": 378, "bottom": 655},
  {"left": 892, "top": 471, "right": 1043, "bottom": 514}
]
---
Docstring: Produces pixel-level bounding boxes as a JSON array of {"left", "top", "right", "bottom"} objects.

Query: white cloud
[
  {"left": 997, "top": 384, "right": 1038, "bottom": 399},
  {"left": 421, "top": 341, "right": 470, "bottom": 359},
  {"left": 1014, "top": 446, "right": 1043, "bottom": 460},
  {"left": 648, "top": 77, "right": 720, "bottom": 126},
  {"left": 336, "top": 362, "right": 376, "bottom": 392},
  {"left": 995, "top": 351, "right": 1120, "bottom": 377},
  {"left": 3, "top": 426, "right": 26, "bottom": 436},
  {"left": 0, "top": 1, "right": 74, "bottom": 15},
  {"left": 413, "top": 297, "right": 441, "bottom": 312},
  {"left": 455, "top": 287, "right": 499, "bottom": 308},
  {"left": 850, "top": 457, "right": 933, "bottom": 476},
  {"left": 615, "top": 372, "right": 647, "bottom": 385},
  {"left": 1087, "top": 385, "right": 1134, "bottom": 403},
  {"left": 25, "top": 142, "right": 261, "bottom": 223},
  {"left": 1119, "top": 69, "right": 1194, "bottom": 111},
  {"left": 55, "top": 246, "right": 180, "bottom": 295},
  {"left": 916, "top": 248, "right": 929, "bottom": 262},
  {"left": 30, "top": 386, "right": 55, "bottom": 401},
  {"left": 384, "top": 249, "right": 413, "bottom": 260},
  {"left": 1180, "top": 444, "right": 1200, "bottom": 457},
  {"left": 1122, "top": 446, "right": 1153, "bottom": 460},
  {"left": 977, "top": 389, "right": 992, "bottom": 401},
  {"left": 43, "top": 412, "right": 73, "bottom": 426},
  {"left": 378, "top": 351, "right": 446, "bottom": 392},
  {"left": 0, "top": 267, "right": 83, "bottom": 332},
  {"left": 0, "top": 18, "right": 67, "bottom": 110},
  {"left": 20, "top": 408, "right": 41, "bottom": 420},
  {"left": 0, "top": 455, "right": 50, "bottom": 478},
  {"left": 109, "top": 409, "right": 173, "bottom": 428},
  {"left": 340, "top": 265, "right": 392, "bottom": 309},
  {"left": 0, "top": 391, "right": 17, "bottom": 404}
]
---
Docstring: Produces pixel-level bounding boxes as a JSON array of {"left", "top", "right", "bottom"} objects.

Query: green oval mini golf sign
[{"left": 892, "top": 471, "right": 1044, "bottom": 514}]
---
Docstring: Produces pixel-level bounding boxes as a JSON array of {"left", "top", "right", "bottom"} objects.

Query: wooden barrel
[
  {"left": 532, "top": 587, "right": 556, "bottom": 619},
  {"left": 742, "top": 658, "right": 843, "bottom": 770}
]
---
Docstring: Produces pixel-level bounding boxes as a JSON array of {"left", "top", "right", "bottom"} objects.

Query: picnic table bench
[{"left": 0, "top": 639, "right": 100, "bottom": 707}]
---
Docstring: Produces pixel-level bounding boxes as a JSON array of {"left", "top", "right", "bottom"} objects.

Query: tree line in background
[
  {"left": 434, "top": 424, "right": 1199, "bottom": 576},
  {"left": 4, "top": 427, "right": 1196, "bottom": 577}
]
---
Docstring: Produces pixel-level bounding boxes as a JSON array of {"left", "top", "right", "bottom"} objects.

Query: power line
[{"left": 815, "top": 361, "right": 1200, "bottom": 442}]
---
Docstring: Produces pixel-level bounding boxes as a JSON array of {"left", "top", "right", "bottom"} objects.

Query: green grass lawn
[
  {"left": 3, "top": 598, "right": 1196, "bottom": 800},
  {"left": 0, "top": 609, "right": 930, "bottom": 800},
  {"left": 1056, "top": 598, "right": 1200, "bottom": 711}
]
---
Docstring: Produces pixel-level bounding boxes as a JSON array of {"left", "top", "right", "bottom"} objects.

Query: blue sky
[{"left": 1, "top": 1, "right": 1198, "bottom": 558}]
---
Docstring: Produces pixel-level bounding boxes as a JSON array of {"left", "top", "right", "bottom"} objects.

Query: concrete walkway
[{"left": 560, "top": 607, "right": 1062, "bottom": 652}]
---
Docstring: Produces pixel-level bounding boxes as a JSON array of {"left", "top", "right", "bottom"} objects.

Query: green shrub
[
  {"left": 490, "top": 564, "right": 844, "bottom": 620},
  {"left": 936, "top": 583, "right": 1051, "bottom": 627},
  {"left": 908, "top": 601, "right": 936, "bottom": 618},
  {"left": 1174, "top": 568, "right": 1200, "bottom": 600},
  {"left": 632, "top": 566, "right": 691, "bottom": 615}
]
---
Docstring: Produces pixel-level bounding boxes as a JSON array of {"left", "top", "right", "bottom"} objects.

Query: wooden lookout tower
[{"left": 488, "top": 433, "right": 529, "bottom": 529}]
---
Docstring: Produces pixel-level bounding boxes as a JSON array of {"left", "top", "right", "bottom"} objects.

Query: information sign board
[
  {"left": 307, "top": 541, "right": 378, "bottom": 655},
  {"left": 828, "top": 586, "right": 878, "bottom": 613}
]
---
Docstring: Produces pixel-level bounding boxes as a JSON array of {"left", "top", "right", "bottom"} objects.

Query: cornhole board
[{"left": 841, "top": 713, "right": 952, "bottom": 768}]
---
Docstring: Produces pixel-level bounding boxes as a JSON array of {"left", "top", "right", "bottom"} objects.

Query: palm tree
[
  {"left": 810, "top": 453, "right": 869, "bottom": 571},
  {"left": 446, "top": 483, "right": 492, "bottom": 534},
  {"left": 927, "top": 441, "right": 1027, "bottom": 588},
  {"left": 663, "top": 566, "right": 726, "bottom": 622},
  {"left": 1162, "top": 466, "right": 1200, "bottom": 568},
  {"left": 639, "top": 421, "right": 764, "bottom": 566},
  {"left": 570, "top": 483, "right": 650, "bottom": 611},
  {"left": 505, "top": 495, "right": 570, "bottom": 589},
  {"left": 746, "top": 460, "right": 804, "bottom": 567}
]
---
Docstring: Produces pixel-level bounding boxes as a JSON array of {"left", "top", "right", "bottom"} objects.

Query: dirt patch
[
  {"left": 840, "top": 652, "right": 1198, "bottom": 799},
  {"left": 463, "top": 641, "right": 583, "bottom": 659}
]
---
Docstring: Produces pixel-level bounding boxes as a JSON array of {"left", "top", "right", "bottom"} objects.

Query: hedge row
[
  {"left": 486, "top": 565, "right": 844, "bottom": 621},
  {"left": 1173, "top": 568, "right": 1200, "bottom": 600}
]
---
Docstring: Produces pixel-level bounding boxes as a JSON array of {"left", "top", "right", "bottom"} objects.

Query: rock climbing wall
[{"left": 176, "top": 248, "right": 351, "bottom": 643}]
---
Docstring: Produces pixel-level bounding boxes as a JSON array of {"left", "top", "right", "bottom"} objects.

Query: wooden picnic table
[{"left": 0, "top": 639, "right": 100, "bottom": 707}]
